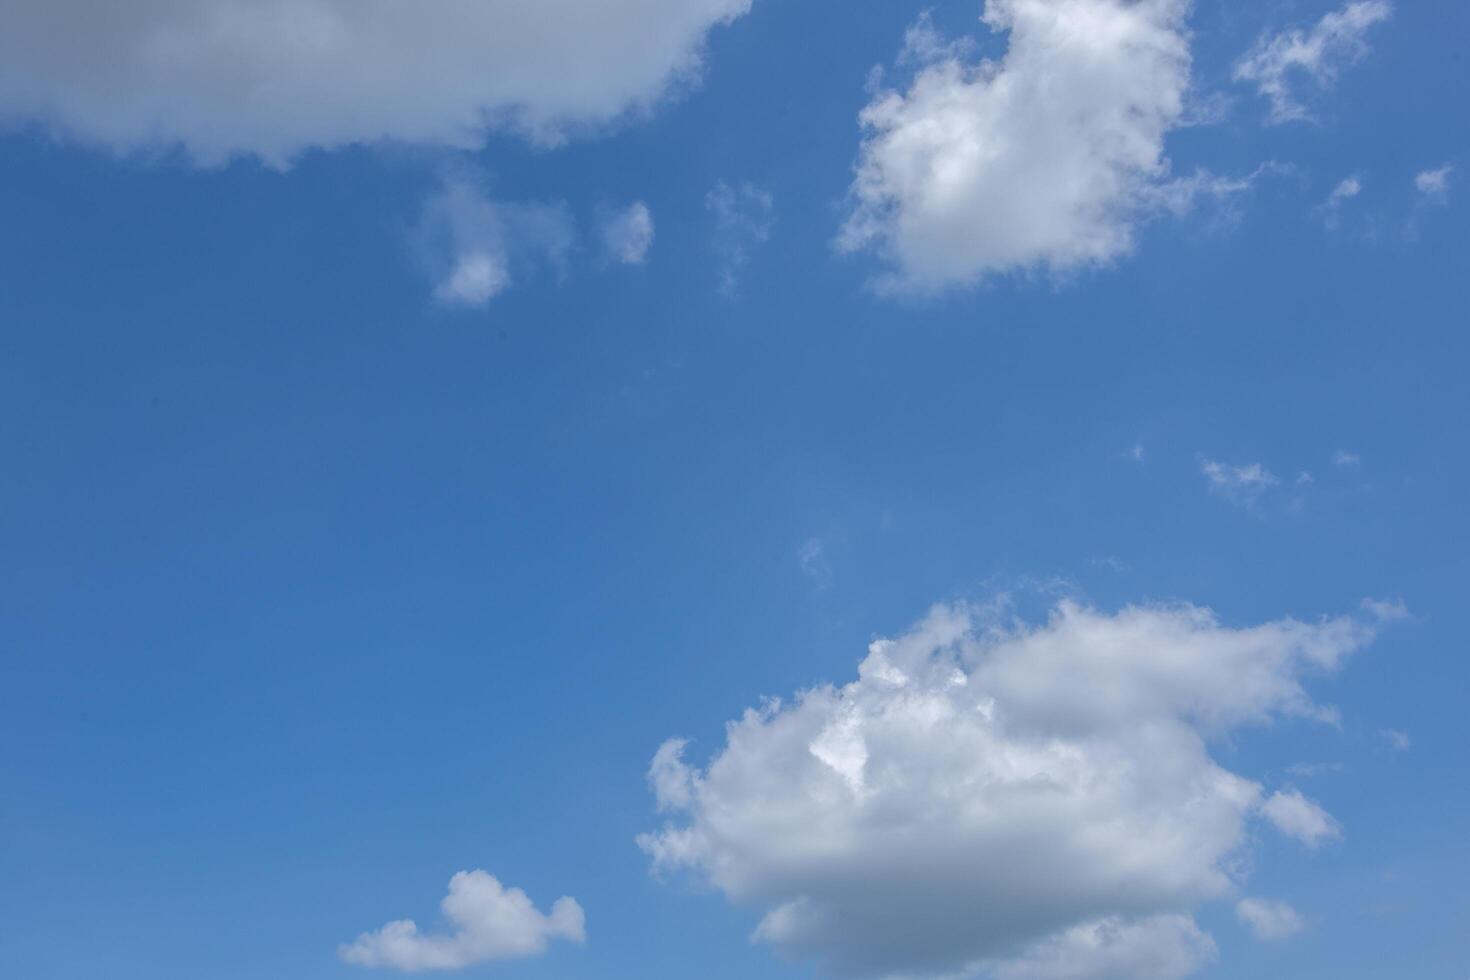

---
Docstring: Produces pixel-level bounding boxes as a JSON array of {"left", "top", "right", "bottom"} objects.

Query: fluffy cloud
[
  {"left": 340, "top": 870, "right": 585, "bottom": 971},
  {"left": 640, "top": 599, "right": 1387, "bottom": 979},
  {"left": 706, "top": 180, "right": 775, "bottom": 295},
  {"left": 837, "top": 0, "right": 1206, "bottom": 291},
  {"left": 415, "top": 170, "right": 575, "bottom": 309},
  {"left": 1234, "top": 898, "right": 1306, "bottom": 942},
  {"left": 599, "top": 202, "right": 656, "bottom": 265},
  {"left": 0, "top": 0, "right": 751, "bottom": 165},
  {"left": 1261, "top": 789, "right": 1342, "bottom": 848},
  {"left": 1233, "top": 1, "right": 1394, "bottom": 124}
]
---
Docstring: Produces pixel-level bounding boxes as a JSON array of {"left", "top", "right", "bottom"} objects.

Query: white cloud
[
  {"left": 706, "top": 180, "right": 775, "bottom": 295},
  {"left": 599, "top": 202, "right": 656, "bottom": 265},
  {"left": 340, "top": 871, "right": 585, "bottom": 972},
  {"left": 415, "top": 169, "right": 575, "bottom": 309},
  {"left": 1235, "top": 898, "right": 1306, "bottom": 941},
  {"left": 1317, "top": 176, "right": 1363, "bottom": 229},
  {"left": 640, "top": 599, "right": 1384, "bottom": 979},
  {"left": 1333, "top": 450, "right": 1362, "bottom": 467},
  {"left": 798, "top": 538, "right": 835, "bottom": 590},
  {"left": 1414, "top": 165, "right": 1453, "bottom": 202},
  {"left": 1127, "top": 444, "right": 1147, "bottom": 463},
  {"left": 1261, "top": 789, "right": 1342, "bottom": 848},
  {"left": 838, "top": 0, "right": 1207, "bottom": 291},
  {"left": 994, "top": 915, "right": 1216, "bottom": 980},
  {"left": 1200, "top": 458, "right": 1279, "bottom": 508},
  {"left": 1233, "top": 1, "right": 1394, "bottom": 124},
  {"left": 1327, "top": 177, "right": 1363, "bottom": 207},
  {"left": 1378, "top": 728, "right": 1411, "bottom": 751},
  {"left": 0, "top": 0, "right": 751, "bottom": 165}
]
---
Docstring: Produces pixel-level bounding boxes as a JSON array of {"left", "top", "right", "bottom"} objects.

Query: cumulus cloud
[
  {"left": 0, "top": 0, "right": 751, "bottom": 165},
  {"left": 599, "top": 202, "right": 656, "bottom": 265},
  {"left": 1261, "top": 789, "right": 1342, "bottom": 848},
  {"left": 706, "top": 180, "right": 775, "bottom": 295},
  {"left": 1200, "top": 458, "right": 1279, "bottom": 508},
  {"left": 838, "top": 0, "right": 1215, "bottom": 291},
  {"left": 1332, "top": 449, "right": 1363, "bottom": 467},
  {"left": 1235, "top": 898, "right": 1306, "bottom": 941},
  {"left": 1233, "top": 1, "right": 1394, "bottom": 124},
  {"left": 1414, "top": 165, "right": 1453, "bottom": 202},
  {"left": 994, "top": 916, "right": 1216, "bottom": 980},
  {"left": 415, "top": 170, "right": 575, "bottom": 309},
  {"left": 340, "top": 870, "right": 585, "bottom": 972},
  {"left": 640, "top": 599, "right": 1385, "bottom": 979}
]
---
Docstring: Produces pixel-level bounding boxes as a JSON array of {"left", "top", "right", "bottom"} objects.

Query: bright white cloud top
[
  {"left": 339, "top": 870, "right": 585, "bottom": 972},
  {"left": 0, "top": 0, "right": 752, "bottom": 165},
  {"left": 640, "top": 599, "right": 1391, "bottom": 979},
  {"left": 838, "top": 0, "right": 1199, "bottom": 291},
  {"left": 1234, "top": 1, "right": 1394, "bottom": 124}
]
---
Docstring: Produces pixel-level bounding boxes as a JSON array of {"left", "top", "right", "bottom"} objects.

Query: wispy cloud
[
  {"left": 416, "top": 168, "right": 575, "bottom": 310},
  {"left": 1379, "top": 728, "right": 1411, "bottom": 751},
  {"left": 1200, "top": 457, "right": 1280, "bottom": 508},
  {"left": 1234, "top": 1, "right": 1394, "bottom": 123},
  {"left": 599, "top": 201, "right": 656, "bottom": 266},
  {"left": 798, "top": 537, "right": 835, "bottom": 591},
  {"left": 706, "top": 181, "right": 775, "bottom": 296}
]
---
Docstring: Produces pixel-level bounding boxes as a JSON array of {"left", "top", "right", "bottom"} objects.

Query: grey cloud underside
[
  {"left": 0, "top": 0, "right": 751, "bottom": 164},
  {"left": 641, "top": 600, "right": 1388, "bottom": 979}
]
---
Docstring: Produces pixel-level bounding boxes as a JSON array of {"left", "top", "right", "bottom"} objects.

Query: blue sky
[{"left": 0, "top": 1, "right": 1465, "bottom": 978}]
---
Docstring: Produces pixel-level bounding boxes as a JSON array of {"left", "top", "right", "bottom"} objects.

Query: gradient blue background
[{"left": 1, "top": 1, "right": 1466, "bottom": 977}]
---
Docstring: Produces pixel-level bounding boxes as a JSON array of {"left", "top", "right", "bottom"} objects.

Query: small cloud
[
  {"left": 1414, "top": 165, "right": 1453, "bottom": 202},
  {"left": 1287, "top": 761, "right": 1347, "bottom": 778},
  {"left": 1333, "top": 450, "right": 1362, "bottom": 467},
  {"left": 1378, "top": 728, "right": 1411, "bottom": 751},
  {"left": 1360, "top": 597, "right": 1410, "bottom": 623},
  {"left": 1329, "top": 176, "right": 1364, "bottom": 202},
  {"left": 340, "top": 871, "right": 585, "bottom": 972},
  {"left": 598, "top": 201, "right": 655, "bottom": 265},
  {"left": 1236, "top": 898, "right": 1307, "bottom": 942},
  {"left": 1234, "top": 1, "right": 1394, "bottom": 124},
  {"left": 416, "top": 168, "right": 575, "bottom": 310},
  {"left": 1261, "top": 789, "right": 1342, "bottom": 849},
  {"left": 797, "top": 538, "right": 834, "bottom": 591},
  {"left": 1126, "top": 443, "right": 1146, "bottom": 463},
  {"left": 1200, "top": 457, "right": 1280, "bottom": 508},
  {"left": 706, "top": 181, "right": 775, "bottom": 297},
  {"left": 1295, "top": 471, "right": 1315, "bottom": 486},
  {"left": 1318, "top": 175, "right": 1363, "bottom": 228}
]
